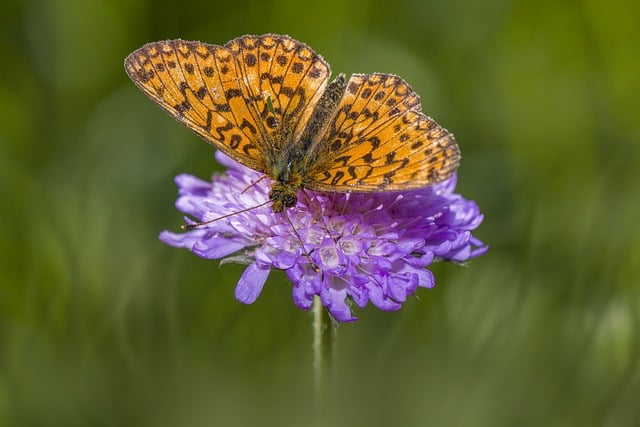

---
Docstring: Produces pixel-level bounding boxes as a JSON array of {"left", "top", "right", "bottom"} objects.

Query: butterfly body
[
  {"left": 125, "top": 34, "right": 461, "bottom": 213},
  {"left": 267, "top": 73, "right": 348, "bottom": 212}
]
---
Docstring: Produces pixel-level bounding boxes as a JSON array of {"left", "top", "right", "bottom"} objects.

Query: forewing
[
  {"left": 306, "top": 73, "right": 460, "bottom": 192},
  {"left": 225, "top": 35, "right": 331, "bottom": 153},
  {"left": 124, "top": 35, "right": 330, "bottom": 173}
]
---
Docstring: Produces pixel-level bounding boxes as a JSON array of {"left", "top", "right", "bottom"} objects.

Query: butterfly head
[
  {"left": 269, "top": 180, "right": 301, "bottom": 213},
  {"left": 269, "top": 159, "right": 305, "bottom": 212}
]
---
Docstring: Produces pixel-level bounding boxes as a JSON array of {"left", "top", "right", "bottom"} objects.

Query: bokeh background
[{"left": 1, "top": 0, "right": 639, "bottom": 425}]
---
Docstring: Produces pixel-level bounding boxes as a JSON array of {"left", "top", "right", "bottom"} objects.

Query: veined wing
[
  {"left": 124, "top": 35, "right": 330, "bottom": 172},
  {"left": 306, "top": 73, "right": 460, "bottom": 192}
]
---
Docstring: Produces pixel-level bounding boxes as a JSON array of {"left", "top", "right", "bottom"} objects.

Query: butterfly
[{"left": 124, "top": 34, "right": 460, "bottom": 213}]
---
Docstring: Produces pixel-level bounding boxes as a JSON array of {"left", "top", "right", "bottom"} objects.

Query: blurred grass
[{"left": 1, "top": 0, "right": 639, "bottom": 425}]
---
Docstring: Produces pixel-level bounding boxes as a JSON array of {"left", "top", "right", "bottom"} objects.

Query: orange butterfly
[{"left": 125, "top": 34, "right": 460, "bottom": 212}]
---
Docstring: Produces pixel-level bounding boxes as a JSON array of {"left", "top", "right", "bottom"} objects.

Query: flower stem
[
  {"left": 313, "top": 296, "right": 337, "bottom": 426},
  {"left": 312, "top": 295, "right": 324, "bottom": 424}
]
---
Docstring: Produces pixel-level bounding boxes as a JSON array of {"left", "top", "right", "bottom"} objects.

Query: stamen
[
  {"left": 284, "top": 208, "right": 320, "bottom": 272},
  {"left": 301, "top": 188, "right": 334, "bottom": 240}
]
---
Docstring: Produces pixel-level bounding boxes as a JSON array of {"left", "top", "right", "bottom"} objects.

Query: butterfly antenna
[
  {"left": 241, "top": 175, "right": 268, "bottom": 194},
  {"left": 181, "top": 200, "right": 271, "bottom": 230}
]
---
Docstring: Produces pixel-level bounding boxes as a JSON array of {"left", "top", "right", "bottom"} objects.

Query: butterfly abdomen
[
  {"left": 268, "top": 74, "right": 348, "bottom": 213},
  {"left": 299, "top": 74, "right": 347, "bottom": 153}
]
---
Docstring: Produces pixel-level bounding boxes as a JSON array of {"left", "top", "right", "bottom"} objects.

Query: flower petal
[
  {"left": 235, "top": 263, "right": 270, "bottom": 304},
  {"left": 321, "top": 288, "right": 357, "bottom": 322},
  {"left": 159, "top": 230, "right": 205, "bottom": 249},
  {"left": 193, "top": 238, "right": 246, "bottom": 259},
  {"left": 174, "top": 174, "right": 211, "bottom": 196}
]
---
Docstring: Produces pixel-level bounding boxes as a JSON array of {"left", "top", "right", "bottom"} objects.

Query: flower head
[{"left": 160, "top": 152, "right": 487, "bottom": 322}]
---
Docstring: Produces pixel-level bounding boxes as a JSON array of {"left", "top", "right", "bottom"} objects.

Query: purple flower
[{"left": 160, "top": 152, "right": 487, "bottom": 322}]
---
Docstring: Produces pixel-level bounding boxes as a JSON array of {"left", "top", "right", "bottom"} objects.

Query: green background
[{"left": 1, "top": 0, "right": 639, "bottom": 425}]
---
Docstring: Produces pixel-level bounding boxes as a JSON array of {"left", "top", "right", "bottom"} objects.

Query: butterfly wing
[
  {"left": 124, "top": 34, "right": 330, "bottom": 173},
  {"left": 305, "top": 73, "right": 460, "bottom": 192}
]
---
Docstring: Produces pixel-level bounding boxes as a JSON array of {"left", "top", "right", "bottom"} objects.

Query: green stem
[
  {"left": 313, "top": 296, "right": 337, "bottom": 426},
  {"left": 313, "top": 295, "right": 324, "bottom": 423}
]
